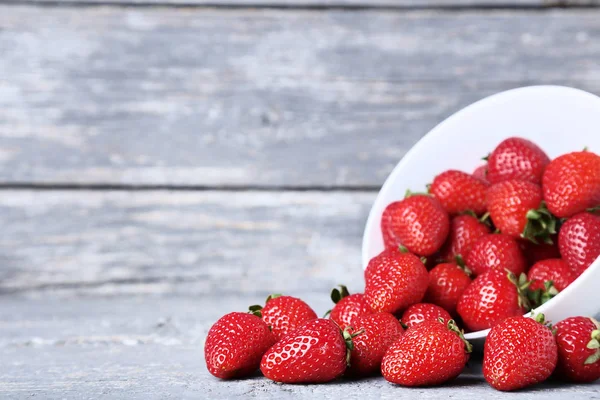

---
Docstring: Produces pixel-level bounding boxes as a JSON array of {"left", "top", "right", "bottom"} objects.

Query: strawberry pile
[{"left": 205, "top": 137, "right": 600, "bottom": 390}]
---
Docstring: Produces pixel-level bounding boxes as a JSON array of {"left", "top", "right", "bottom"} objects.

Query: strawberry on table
[
  {"left": 465, "top": 233, "right": 527, "bottom": 277},
  {"left": 429, "top": 170, "right": 489, "bottom": 215},
  {"left": 558, "top": 212, "right": 600, "bottom": 277},
  {"left": 486, "top": 137, "right": 550, "bottom": 185},
  {"left": 347, "top": 313, "right": 405, "bottom": 377},
  {"left": 554, "top": 316, "right": 600, "bottom": 383},
  {"left": 328, "top": 285, "right": 373, "bottom": 330},
  {"left": 438, "top": 214, "right": 490, "bottom": 262},
  {"left": 487, "top": 180, "right": 556, "bottom": 243},
  {"left": 249, "top": 294, "right": 317, "bottom": 341},
  {"left": 260, "top": 319, "right": 353, "bottom": 383},
  {"left": 400, "top": 303, "right": 452, "bottom": 329},
  {"left": 457, "top": 269, "right": 530, "bottom": 332},
  {"left": 381, "top": 319, "right": 472, "bottom": 386},
  {"left": 205, "top": 312, "right": 277, "bottom": 379},
  {"left": 425, "top": 262, "right": 472, "bottom": 316},
  {"left": 380, "top": 194, "right": 450, "bottom": 256},
  {"left": 542, "top": 150, "right": 600, "bottom": 218},
  {"left": 364, "top": 250, "right": 429, "bottom": 314},
  {"left": 483, "top": 314, "right": 557, "bottom": 391}
]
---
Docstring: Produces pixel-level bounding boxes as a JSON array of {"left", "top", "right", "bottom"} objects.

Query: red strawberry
[
  {"left": 554, "top": 316, "right": 600, "bottom": 383},
  {"left": 558, "top": 212, "right": 600, "bottom": 277},
  {"left": 249, "top": 295, "right": 317, "bottom": 341},
  {"left": 542, "top": 150, "right": 600, "bottom": 218},
  {"left": 381, "top": 319, "right": 472, "bottom": 386},
  {"left": 465, "top": 234, "right": 527, "bottom": 277},
  {"left": 260, "top": 318, "right": 351, "bottom": 383},
  {"left": 473, "top": 164, "right": 488, "bottom": 183},
  {"left": 487, "top": 180, "right": 556, "bottom": 243},
  {"left": 347, "top": 313, "right": 405, "bottom": 377},
  {"left": 380, "top": 194, "right": 450, "bottom": 256},
  {"left": 438, "top": 214, "right": 490, "bottom": 262},
  {"left": 364, "top": 251, "right": 429, "bottom": 314},
  {"left": 457, "top": 268, "right": 529, "bottom": 332},
  {"left": 486, "top": 137, "right": 550, "bottom": 184},
  {"left": 205, "top": 312, "right": 277, "bottom": 379},
  {"left": 519, "top": 236, "right": 560, "bottom": 266},
  {"left": 400, "top": 303, "right": 452, "bottom": 329},
  {"left": 527, "top": 258, "right": 576, "bottom": 293},
  {"left": 328, "top": 285, "right": 373, "bottom": 330},
  {"left": 483, "top": 314, "right": 557, "bottom": 391},
  {"left": 425, "top": 262, "right": 472, "bottom": 315},
  {"left": 429, "top": 170, "right": 488, "bottom": 215}
]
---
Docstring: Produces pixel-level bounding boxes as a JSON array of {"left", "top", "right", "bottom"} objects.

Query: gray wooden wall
[{"left": 1, "top": 1, "right": 600, "bottom": 397}]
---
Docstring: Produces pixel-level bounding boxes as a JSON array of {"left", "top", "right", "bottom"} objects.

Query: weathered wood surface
[
  {"left": 0, "top": 190, "right": 372, "bottom": 295},
  {"left": 2, "top": 7, "right": 600, "bottom": 187},
  {"left": 0, "top": 295, "right": 599, "bottom": 399}
]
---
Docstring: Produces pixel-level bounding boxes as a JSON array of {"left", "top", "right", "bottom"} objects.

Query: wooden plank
[
  {"left": 0, "top": 190, "right": 373, "bottom": 295},
  {"left": 0, "top": 295, "right": 599, "bottom": 398},
  {"left": 2, "top": 7, "right": 600, "bottom": 187}
]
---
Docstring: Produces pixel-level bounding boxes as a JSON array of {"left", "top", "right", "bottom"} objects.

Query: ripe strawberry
[
  {"left": 483, "top": 314, "right": 558, "bottom": 391},
  {"left": 465, "top": 234, "right": 527, "bottom": 277},
  {"left": 328, "top": 285, "right": 373, "bottom": 330},
  {"left": 400, "top": 303, "right": 452, "bottom": 329},
  {"left": 205, "top": 312, "right": 276, "bottom": 379},
  {"left": 364, "top": 251, "right": 429, "bottom": 314},
  {"left": 457, "top": 268, "right": 529, "bottom": 332},
  {"left": 519, "top": 236, "right": 560, "bottom": 266},
  {"left": 347, "top": 313, "right": 405, "bottom": 377},
  {"left": 558, "top": 212, "right": 600, "bottom": 277},
  {"left": 554, "top": 316, "right": 600, "bottom": 383},
  {"left": 425, "top": 262, "right": 472, "bottom": 315},
  {"left": 381, "top": 319, "right": 472, "bottom": 386},
  {"left": 249, "top": 295, "right": 317, "bottom": 341},
  {"left": 487, "top": 180, "right": 556, "bottom": 243},
  {"left": 260, "top": 318, "right": 352, "bottom": 383},
  {"left": 542, "top": 150, "right": 600, "bottom": 218},
  {"left": 429, "top": 170, "right": 488, "bottom": 215},
  {"left": 473, "top": 164, "right": 488, "bottom": 183},
  {"left": 438, "top": 214, "right": 490, "bottom": 262},
  {"left": 380, "top": 194, "right": 450, "bottom": 256},
  {"left": 527, "top": 258, "right": 575, "bottom": 293},
  {"left": 486, "top": 137, "right": 550, "bottom": 184}
]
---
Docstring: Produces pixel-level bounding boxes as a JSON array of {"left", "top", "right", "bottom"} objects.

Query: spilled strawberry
[
  {"left": 554, "top": 316, "right": 600, "bottom": 383},
  {"left": 327, "top": 285, "right": 373, "bottom": 330},
  {"left": 425, "top": 262, "right": 472, "bottom": 315},
  {"left": 249, "top": 294, "right": 317, "bottom": 341},
  {"left": 400, "top": 303, "right": 452, "bottom": 329}
]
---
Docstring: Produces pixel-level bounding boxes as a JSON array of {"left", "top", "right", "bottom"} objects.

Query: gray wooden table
[{"left": 1, "top": 0, "right": 600, "bottom": 398}]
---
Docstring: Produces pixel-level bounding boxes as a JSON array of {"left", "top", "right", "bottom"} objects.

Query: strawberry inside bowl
[{"left": 361, "top": 85, "right": 600, "bottom": 348}]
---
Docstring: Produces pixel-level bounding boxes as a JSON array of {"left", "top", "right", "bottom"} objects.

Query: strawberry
[
  {"left": 249, "top": 295, "right": 317, "bottom": 341},
  {"left": 425, "top": 262, "right": 472, "bottom": 315},
  {"left": 400, "top": 303, "right": 452, "bottom": 329},
  {"left": 554, "top": 316, "right": 600, "bottom": 383},
  {"left": 380, "top": 194, "right": 450, "bottom": 256},
  {"left": 205, "top": 312, "right": 277, "bottom": 379},
  {"left": 260, "top": 318, "right": 353, "bottom": 383},
  {"left": 328, "top": 285, "right": 373, "bottom": 330},
  {"left": 483, "top": 314, "right": 557, "bottom": 391},
  {"left": 558, "top": 212, "right": 600, "bottom": 277},
  {"left": 486, "top": 137, "right": 550, "bottom": 184},
  {"left": 438, "top": 214, "right": 490, "bottom": 262},
  {"left": 487, "top": 180, "right": 556, "bottom": 243},
  {"left": 429, "top": 170, "right": 488, "bottom": 215},
  {"left": 364, "top": 250, "right": 429, "bottom": 314},
  {"left": 457, "top": 268, "right": 529, "bottom": 332},
  {"left": 519, "top": 236, "right": 560, "bottom": 266},
  {"left": 465, "top": 233, "right": 527, "bottom": 277},
  {"left": 347, "top": 313, "right": 405, "bottom": 377},
  {"left": 542, "top": 150, "right": 600, "bottom": 218},
  {"left": 527, "top": 258, "right": 575, "bottom": 293},
  {"left": 381, "top": 319, "right": 472, "bottom": 386},
  {"left": 473, "top": 164, "right": 488, "bottom": 183}
]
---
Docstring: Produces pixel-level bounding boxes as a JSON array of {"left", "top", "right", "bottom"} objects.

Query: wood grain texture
[
  {"left": 0, "top": 295, "right": 599, "bottom": 399},
  {"left": 2, "top": 7, "right": 600, "bottom": 187},
  {"left": 0, "top": 190, "right": 372, "bottom": 295}
]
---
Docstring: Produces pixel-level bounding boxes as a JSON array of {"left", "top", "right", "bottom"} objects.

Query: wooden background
[{"left": 1, "top": 1, "right": 600, "bottom": 398}]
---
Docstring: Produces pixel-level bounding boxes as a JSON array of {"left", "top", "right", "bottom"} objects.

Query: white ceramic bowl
[{"left": 362, "top": 85, "right": 600, "bottom": 348}]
